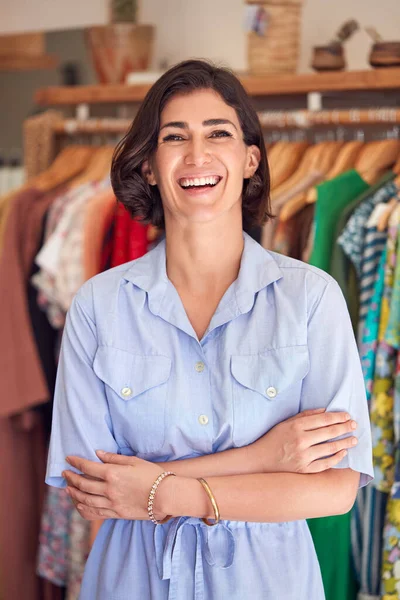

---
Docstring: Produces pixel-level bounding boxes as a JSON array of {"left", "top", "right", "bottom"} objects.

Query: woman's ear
[
  {"left": 244, "top": 145, "right": 261, "bottom": 179},
  {"left": 141, "top": 159, "right": 157, "bottom": 186}
]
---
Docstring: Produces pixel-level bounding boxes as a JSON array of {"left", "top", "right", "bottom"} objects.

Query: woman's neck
[{"left": 164, "top": 222, "right": 244, "bottom": 297}]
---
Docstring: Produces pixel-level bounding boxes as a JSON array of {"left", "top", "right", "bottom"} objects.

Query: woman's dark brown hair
[{"left": 111, "top": 58, "right": 272, "bottom": 230}]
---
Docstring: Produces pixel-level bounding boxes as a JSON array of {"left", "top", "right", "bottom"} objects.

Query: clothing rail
[
  {"left": 53, "top": 109, "right": 400, "bottom": 135},
  {"left": 258, "top": 108, "right": 400, "bottom": 128}
]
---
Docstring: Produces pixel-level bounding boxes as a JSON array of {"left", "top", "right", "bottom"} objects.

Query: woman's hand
[
  {"left": 251, "top": 408, "right": 358, "bottom": 474},
  {"left": 63, "top": 451, "right": 168, "bottom": 521}
]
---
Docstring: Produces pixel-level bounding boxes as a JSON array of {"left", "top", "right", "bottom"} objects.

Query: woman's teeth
[{"left": 179, "top": 176, "right": 221, "bottom": 188}]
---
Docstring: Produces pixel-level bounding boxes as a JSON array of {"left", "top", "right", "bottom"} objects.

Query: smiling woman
[
  {"left": 46, "top": 59, "right": 373, "bottom": 600},
  {"left": 111, "top": 59, "right": 272, "bottom": 232}
]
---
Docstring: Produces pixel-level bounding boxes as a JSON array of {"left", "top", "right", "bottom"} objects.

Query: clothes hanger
[
  {"left": 30, "top": 145, "right": 96, "bottom": 192},
  {"left": 305, "top": 140, "right": 364, "bottom": 204},
  {"left": 270, "top": 143, "right": 322, "bottom": 201},
  {"left": 69, "top": 145, "right": 114, "bottom": 187},
  {"left": 270, "top": 141, "right": 309, "bottom": 191},
  {"left": 279, "top": 141, "right": 345, "bottom": 222},
  {"left": 355, "top": 139, "right": 400, "bottom": 185}
]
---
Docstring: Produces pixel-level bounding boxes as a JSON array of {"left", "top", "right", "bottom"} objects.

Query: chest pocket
[
  {"left": 93, "top": 346, "right": 172, "bottom": 454},
  {"left": 230, "top": 345, "right": 309, "bottom": 447}
]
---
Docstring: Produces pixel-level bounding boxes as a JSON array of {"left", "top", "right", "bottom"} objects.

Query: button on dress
[{"left": 46, "top": 232, "right": 374, "bottom": 600}]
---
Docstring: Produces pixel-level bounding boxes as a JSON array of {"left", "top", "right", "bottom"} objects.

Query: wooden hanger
[
  {"left": 270, "top": 143, "right": 322, "bottom": 202},
  {"left": 356, "top": 139, "right": 400, "bottom": 185},
  {"left": 305, "top": 140, "right": 364, "bottom": 204},
  {"left": 269, "top": 141, "right": 309, "bottom": 191},
  {"left": 31, "top": 146, "right": 96, "bottom": 192},
  {"left": 280, "top": 141, "right": 345, "bottom": 222},
  {"left": 70, "top": 145, "right": 114, "bottom": 187},
  {"left": 268, "top": 141, "right": 287, "bottom": 184}
]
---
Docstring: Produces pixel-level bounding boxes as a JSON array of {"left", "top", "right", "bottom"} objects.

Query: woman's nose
[{"left": 184, "top": 138, "right": 212, "bottom": 166}]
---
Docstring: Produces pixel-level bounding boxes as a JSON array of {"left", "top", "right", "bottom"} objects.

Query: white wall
[
  {"left": 2, "top": 0, "right": 400, "bottom": 73},
  {"left": 1, "top": 0, "right": 109, "bottom": 34}
]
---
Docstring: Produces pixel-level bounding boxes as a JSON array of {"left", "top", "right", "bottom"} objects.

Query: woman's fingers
[
  {"left": 63, "top": 470, "right": 107, "bottom": 496},
  {"left": 67, "top": 485, "right": 112, "bottom": 510},
  {"left": 287, "top": 408, "right": 326, "bottom": 422},
  {"left": 305, "top": 449, "right": 349, "bottom": 473},
  {"left": 300, "top": 411, "right": 351, "bottom": 431},
  {"left": 307, "top": 434, "right": 358, "bottom": 464},
  {"left": 307, "top": 419, "right": 357, "bottom": 445}
]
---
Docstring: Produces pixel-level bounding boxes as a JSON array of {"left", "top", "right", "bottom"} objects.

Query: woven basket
[{"left": 246, "top": 0, "right": 303, "bottom": 75}]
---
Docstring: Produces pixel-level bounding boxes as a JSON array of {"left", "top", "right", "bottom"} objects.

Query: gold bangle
[{"left": 197, "top": 477, "right": 220, "bottom": 526}]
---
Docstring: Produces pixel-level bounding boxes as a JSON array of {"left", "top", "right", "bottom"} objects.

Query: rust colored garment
[
  {"left": 83, "top": 188, "right": 116, "bottom": 281},
  {"left": 0, "top": 414, "right": 47, "bottom": 600},
  {"left": 0, "top": 185, "right": 67, "bottom": 600},
  {"left": 0, "top": 186, "right": 65, "bottom": 418}
]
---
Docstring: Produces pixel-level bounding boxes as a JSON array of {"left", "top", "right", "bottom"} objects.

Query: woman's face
[{"left": 144, "top": 89, "right": 260, "bottom": 226}]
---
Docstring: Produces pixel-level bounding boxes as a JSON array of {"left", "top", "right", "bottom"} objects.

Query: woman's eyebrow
[{"left": 160, "top": 119, "right": 237, "bottom": 131}]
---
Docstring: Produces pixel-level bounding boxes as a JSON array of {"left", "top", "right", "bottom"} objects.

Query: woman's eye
[
  {"left": 162, "top": 130, "right": 233, "bottom": 142},
  {"left": 163, "top": 134, "right": 183, "bottom": 142},
  {"left": 211, "top": 130, "right": 233, "bottom": 138}
]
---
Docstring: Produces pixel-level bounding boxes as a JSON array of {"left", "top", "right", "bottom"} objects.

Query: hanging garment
[
  {"left": 370, "top": 207, "right": 400, "bottom": 494},
  {"left": 32, "top": 181, "right": 109, "bottom": 326},
  {"left": 357, "top": 208, "right": 391, "bottom": 345},
  {"left": 83, "top": 189, "right": 117, "bottom": 281},
  {"left": 66, "top": 510, "right": 90, "bottom": 600},
  {"left": 46, "top": 233, "right": 373, "bottom": 600},
  {"left": 110, "top": 202, "right": 149, "bottom": 267},
  {"left": 307, "top": 169, "right": 371, "bottom": 600},
  {"left": 380, "top": 224, "right": 400, "bottom": 596},
  {"left": 0, "top": 186, "right": 66, "bottom": 417},
  {"left": 261, "top": 169, "right": 323, "bottom": 250},
  {"left": 38, "top": 486, "right": 73, "bottom": 588},
  {"left": 332, "top": 174, "right": 397, "bottom": 304},
  {"left": 309, "top": 169, "right": 370, "bottom": 273}
]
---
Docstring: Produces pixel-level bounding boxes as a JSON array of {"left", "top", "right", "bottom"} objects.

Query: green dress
[{"left": 308, "top": 170, "right": 370, "bottom": 600}]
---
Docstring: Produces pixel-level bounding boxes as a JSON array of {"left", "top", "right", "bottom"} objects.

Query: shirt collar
[{"left": 123, "top": 231, "right": 283, "bottom": 340}]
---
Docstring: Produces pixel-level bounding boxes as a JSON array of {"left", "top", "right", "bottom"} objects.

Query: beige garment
[
  {"left": 23, "top": 110, "right": 63, "bottom": 180},
  {"left": 261, "top": 170, "right": 323, "bottom": 250}
]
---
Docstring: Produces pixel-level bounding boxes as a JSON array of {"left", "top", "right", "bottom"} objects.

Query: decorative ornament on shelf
[
  {"left": 85, "top": 0, "right": 155, "bottom": 84},
  {"left": 311, "top": 19, "right": 359, "bottom": 72},
  {"left": 366, "top": 27, "right": 400, "bottom": 68}
]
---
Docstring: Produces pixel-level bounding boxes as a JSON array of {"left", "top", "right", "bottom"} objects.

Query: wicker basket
[{"left": 246, "top": 0, "right": 303, "bottom": 75}]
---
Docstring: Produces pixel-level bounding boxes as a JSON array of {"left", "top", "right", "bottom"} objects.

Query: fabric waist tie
[{"left": 154, "top": 516, "right": 236, "bottom": 600}]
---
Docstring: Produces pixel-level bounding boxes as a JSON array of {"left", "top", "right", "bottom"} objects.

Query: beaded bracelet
[
  {"left": 147, "top": 471, "right": 176, "bottom": 525},
  {"left": 197, "top": 477, "right": 220, "bottom": 526}
]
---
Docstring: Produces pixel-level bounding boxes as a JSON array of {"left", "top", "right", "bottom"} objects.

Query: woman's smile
[{"left": 177, "top": 174, "right": 223, "bottom": 196}]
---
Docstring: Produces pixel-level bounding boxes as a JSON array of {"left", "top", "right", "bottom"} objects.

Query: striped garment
[{"left": 337, "top": 181, "right": 399, "bottom": 344}]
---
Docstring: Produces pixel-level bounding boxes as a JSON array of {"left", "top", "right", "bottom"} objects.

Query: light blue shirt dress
[{"left": 46, "top": 231, "right": 374, "bottom": 600}]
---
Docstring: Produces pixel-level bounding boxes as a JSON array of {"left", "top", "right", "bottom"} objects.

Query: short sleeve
[
  {"left": 300, "top": 276, "right": 374, "bottom": 488},
  {"left": 46, "top": 285, "right": 119, "bottom": 488}
]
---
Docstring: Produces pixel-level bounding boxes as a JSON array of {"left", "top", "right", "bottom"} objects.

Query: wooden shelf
[
  {"left": 34, "top": 68, "right": 400, "bottom": 106},
  {"left": 0, "top": 55, "right": 59, "bottom": 72}
]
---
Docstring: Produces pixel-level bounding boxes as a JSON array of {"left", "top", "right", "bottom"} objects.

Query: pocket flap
[
  {"left": 93, "top": 346, "right": 172, "bottom": 400},
  {"left": 231, "top": 345, "right": 309, "bottom": 399}
]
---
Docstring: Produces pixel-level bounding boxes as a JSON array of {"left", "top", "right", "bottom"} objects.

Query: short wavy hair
[{"left": 111, "top": 59, "right": 272, "bottom": 230}]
